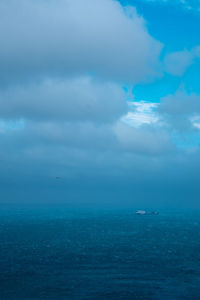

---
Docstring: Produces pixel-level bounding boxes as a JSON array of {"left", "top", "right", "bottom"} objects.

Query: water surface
[{"left": 0, "top": 208, "right": 199, "bottom": 299}]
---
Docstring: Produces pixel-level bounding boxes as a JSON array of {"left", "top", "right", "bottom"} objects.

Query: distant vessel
[
  {"left": 136, "top": 210, "right": 147, "bottom": 215},
  {"left": 136, "top": 210, "right": 159, "bottom": 215}
]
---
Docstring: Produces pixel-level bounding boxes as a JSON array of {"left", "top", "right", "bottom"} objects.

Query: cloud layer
[
  {"left": 0, "top": 0, "right": 162, "bottom": 84},
  {"left": 1, "top": 0, "right": 200, "bottom": 207},
  {"left": 0, "top": 77, "right": 127, "bottom": 122}
]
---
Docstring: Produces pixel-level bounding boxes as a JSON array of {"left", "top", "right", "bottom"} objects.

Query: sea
[{"left": 0, "top": 207, "right": 200, "bottom": 299}]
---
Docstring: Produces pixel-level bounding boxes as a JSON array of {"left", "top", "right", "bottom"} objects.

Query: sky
[{"left": 1, "top": 0, "right": 200, "bottom": 209}]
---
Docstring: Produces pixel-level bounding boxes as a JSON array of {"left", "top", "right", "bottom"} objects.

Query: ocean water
[{"left": 0, "top": 209, "right": 200, "bottom": 299}]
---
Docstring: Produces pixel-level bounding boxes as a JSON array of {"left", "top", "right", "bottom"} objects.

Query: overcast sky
[{"left": 1, "top": 0, "right": 200, "bottom": 209}]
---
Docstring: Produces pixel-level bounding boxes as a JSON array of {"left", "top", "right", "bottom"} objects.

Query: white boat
[
  {"left": 136, "top": 210, "right": 159, "bottom": 215},
  {"left": 136, "top": 210, "right": 147, "bottom": 215}
]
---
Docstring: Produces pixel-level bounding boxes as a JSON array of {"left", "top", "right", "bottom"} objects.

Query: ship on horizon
[{"left": 136, "top": 210, "right": 159, "bottom": 215}]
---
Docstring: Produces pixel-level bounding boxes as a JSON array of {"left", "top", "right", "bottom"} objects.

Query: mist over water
[{"left": 1, "top": 208, "right": 200, "bottom": 299}]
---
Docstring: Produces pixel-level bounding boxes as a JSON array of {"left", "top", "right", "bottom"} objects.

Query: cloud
[
  {"left": 0, "top": 116, "right": 173, "bottom": 156},
  {"left": 0, "top": 77, "right": 127, "bottom": 123},
  {"left": 0, "top": 118, "right": 174, "bottom": 177},
  {"left": 160, "top": 90, "right": 200, "bottom": 116},
  {"left": 1, "top": 0, "right": 200, "bottom": 207},
  {"left": 114, "top": 121, "right": 173, "bottom": 155},
  {"left": 0, "top": 0, "right": 162, "bottom": 84},
  {"left": 18, "top": 121, "right": 118, "bottom": 151},
  {"left": 164, "top": 46, "right": 200, "bottom": 76},
  {"left": 159, "top": 90, "right": 200, "bottom": 131},
  {"left": 164, "top": 50, "right": 194, "bottom": 76},
  {"left": 122, "top": 101, "right": 160, "bottom": 127}
]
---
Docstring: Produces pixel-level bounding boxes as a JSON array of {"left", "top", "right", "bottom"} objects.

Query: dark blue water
[{"left": 0, "top": 209, "right": 200, "bottom": 299}]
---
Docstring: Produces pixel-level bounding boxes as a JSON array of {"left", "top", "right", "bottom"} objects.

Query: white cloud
[
  {"left": 122, "top": 101, "right": 160, "bottom": 127},
  {"left": 191, "top": 115, "right": 200, "bottom": 129}
]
